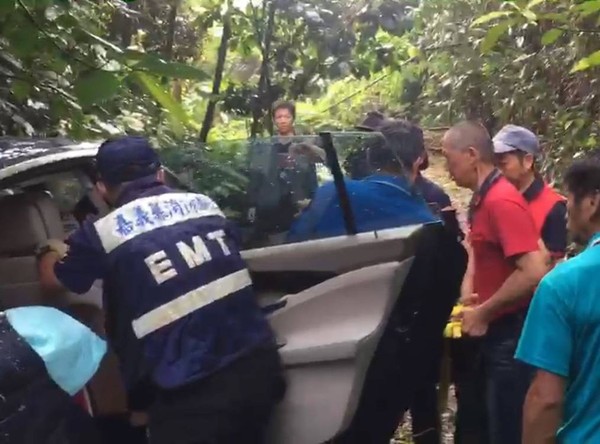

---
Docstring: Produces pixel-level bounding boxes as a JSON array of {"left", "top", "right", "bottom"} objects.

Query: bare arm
[
  {"left": 289, "top": 142, "right": 326, "bottom": 163},
  {"left": 459, "top": 238, "right": 476, "bottom": 304},
  {"left": 479, "top": 250, "right": 548, "bottom": 320},
  {"left": 523, "top": 370, "right": 565, "bottom": 443},
  {"left": 38, "top": 251, "right": 67, "bottom": 295}
]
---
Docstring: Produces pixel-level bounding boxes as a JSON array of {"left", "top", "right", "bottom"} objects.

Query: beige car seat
[
  {"left": 0, "top": 191, "right": 66, "bottom": 308},
  {"left": 0, "top": 191, "right": 128, "bottom": 416}
]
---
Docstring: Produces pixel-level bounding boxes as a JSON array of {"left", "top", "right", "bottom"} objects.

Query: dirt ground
[{"left": 391, "top": 140, "right": 474, "bottom": 444}]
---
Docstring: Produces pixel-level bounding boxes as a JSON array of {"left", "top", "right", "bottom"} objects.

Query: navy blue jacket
[
  {"left": 414, "top": 174, "right": 452, "bottom": 214},
  {"left": 55, "top": 178, "right": 274, "bottom": 390}
]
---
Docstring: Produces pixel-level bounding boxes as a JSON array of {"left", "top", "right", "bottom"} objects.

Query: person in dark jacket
[
  {"left": 373, "top": 119, "right": 452, "bottom": 444},
  {"left": 344, "top": 111, "right": 388, "bottom": 180},
  {"left": 37, "top": 136, "right": 284, "bottom": 444},
  {"left": 0, "top": 306, "right": 106, "bottom": 444}
]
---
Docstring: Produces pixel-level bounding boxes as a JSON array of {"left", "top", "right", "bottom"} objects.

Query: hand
[
  {"left": 459, "top": 292, "right": 479, "bottom": 307},
  {"left": 461, "top": 306, "right": 489, "bottom": 337},
  {"left": 36, "top": 239, "right": 68, "bottom": 259},
  {"left": 289, "top": 143, "right": 326, "bottom": 162},
  {"left": 48, "top": 239, "right": 68, "bottom": 257}
]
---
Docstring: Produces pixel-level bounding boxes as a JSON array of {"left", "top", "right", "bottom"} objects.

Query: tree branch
[{"left": 16, "top": 0, "right": 102, "bottom": 71}]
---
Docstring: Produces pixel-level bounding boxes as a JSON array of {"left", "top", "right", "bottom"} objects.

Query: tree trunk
[
  {"left": 163, "top": 0, "right": 180, "bottom": 61},
  {"left": 199, "top": 11, "right": 232, "bottom": 142},
  {"left": 251, "top": 0, "right": 276, "bottom": 137}
]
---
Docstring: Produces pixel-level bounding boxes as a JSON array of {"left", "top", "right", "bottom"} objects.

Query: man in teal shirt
[{"left": 516, "top": 150, "right": 600, "bottom": 443}]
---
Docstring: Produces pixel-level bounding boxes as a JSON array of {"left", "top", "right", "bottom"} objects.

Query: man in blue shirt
[
  {"left": 36, "top": 136, "right": 284, "bottom": 444},
  {"left": 287, "top": 120, "right": 437, "bottom": 242},
  {"left": 516, "top": 150, "right": 600, "bottom": 443}
]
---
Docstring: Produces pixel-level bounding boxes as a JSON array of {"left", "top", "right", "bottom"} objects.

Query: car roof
[{"left": 0, "top": 137, "right": 100, "bottom": 182}]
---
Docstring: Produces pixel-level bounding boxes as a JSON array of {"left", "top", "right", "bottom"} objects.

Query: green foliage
[
  {"left": 407, "top": 0, "right": 600, "bottom": 179},
  {"left": 3, "top": 0, "right": 599, "bottom": 195},
  {"left": 0, "top": 0, "right": 209, "bottom": 137},
  {"left": 73, "top": 70, "right": 123, "bottom": 107},
  {"left": 160, "top": 138, "right": 248, "bottom": 215}
]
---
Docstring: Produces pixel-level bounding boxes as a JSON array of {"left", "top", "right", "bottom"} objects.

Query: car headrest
[{"left": 0, "top": 192, "right": 65, "bottom": 256}]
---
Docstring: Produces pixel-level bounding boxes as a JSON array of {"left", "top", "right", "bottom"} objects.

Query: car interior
[{"left": 0, "top": 137, "right": 467, "bottom": 443}]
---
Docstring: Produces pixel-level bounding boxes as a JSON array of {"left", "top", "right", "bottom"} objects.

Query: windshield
[{"left": 161, "top": 132, "right": 434, "bottom": 249}]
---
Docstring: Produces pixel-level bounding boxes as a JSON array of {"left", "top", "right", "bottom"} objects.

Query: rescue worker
[
  {"left": 494, "top": 125, "right": 567, "bottom": 260},
  {"left": 37, "top": 136, "right": 284, "bottom": 444},
  {"left": 375, "top": 119, "right": 451, "bottom": 444},
  {"left": 324, "top": 119, "right": 467, "bottom": 443}
]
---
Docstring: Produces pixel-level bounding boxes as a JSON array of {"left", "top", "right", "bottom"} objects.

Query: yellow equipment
[{"left": 443, "top": 303, "right": 465, "bottom": 339}]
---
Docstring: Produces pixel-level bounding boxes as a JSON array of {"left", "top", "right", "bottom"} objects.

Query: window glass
[
  {"left": 42, "top": 173, "right": 89, "bottom": 234},
  {"left": 161, "top": 131, "right": 430, "bottom": 249}
]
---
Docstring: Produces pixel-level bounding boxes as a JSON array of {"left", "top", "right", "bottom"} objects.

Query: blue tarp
[{"left": 6, "top": 306, "right": 107, "bottom": 395}]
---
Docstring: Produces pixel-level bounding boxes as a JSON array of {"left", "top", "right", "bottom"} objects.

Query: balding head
[
  {"left": 444, "top": 120, "right": 494, "bottom": 164},
  {"left": 442, "top": 121, "right": 496, "bottom": 190}
]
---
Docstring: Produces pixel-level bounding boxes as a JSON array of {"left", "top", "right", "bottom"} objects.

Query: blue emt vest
[{"left": 92, "top": 181, "right": 274, "bottom": 390}]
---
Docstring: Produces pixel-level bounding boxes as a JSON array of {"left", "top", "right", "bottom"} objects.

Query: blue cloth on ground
[{"left": 5, "top": 306, "right": 107, "bottom": 395}]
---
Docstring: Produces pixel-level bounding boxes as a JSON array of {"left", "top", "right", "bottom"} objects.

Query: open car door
[{"left": 162, "top": 132, "right": 467, "bottom": 443}]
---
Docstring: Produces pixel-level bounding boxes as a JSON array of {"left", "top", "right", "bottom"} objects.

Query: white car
[{"left": 0, "top": 134, "right": 466, "bottom": 443}]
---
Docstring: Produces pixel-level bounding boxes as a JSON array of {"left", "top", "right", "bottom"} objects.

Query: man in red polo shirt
[{"left": 441, "top": 121, "right": 548, "bottom": 444}]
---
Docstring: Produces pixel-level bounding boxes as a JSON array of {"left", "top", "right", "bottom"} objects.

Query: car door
[{"left": 163, "top": 133, "right": 467, "bottom": 443}]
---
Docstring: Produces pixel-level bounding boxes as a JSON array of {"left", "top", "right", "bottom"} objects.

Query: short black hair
[
  {"left": 564, "top": 150, "right": 600, "bottom": 204},
  {"left": 272, "top": 100, "right": 296, "bottom": 120},
  {"left": 446, "top": 120, "right": 494, "bottom": 163},
  {"left": 373, "top": 119, "right": 425, "bottom": 170},
  {"left": 355, "top": 111, "right": 386, "bottom": 132}
]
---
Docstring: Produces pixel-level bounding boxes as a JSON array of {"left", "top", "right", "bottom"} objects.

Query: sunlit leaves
[
  {"left": 573, "top": 0, "right": 600, "bottom": 17},
  {"left": 480, "top": 19, "right": 513, "bottom": 53},
  {"left": 571, "top": 50, "right": 600, "bottom": 73},
  {"left": 132, "top": 72, "right": 199, "bottom": 136},
  {"left": 471, "top": 11, "right": 513, "bottom": 26},
  {"left": 134, "top": 55, "right": 211, "bottom": 81},
  {"left": 526, "top": 0, "right": 546, "bottom": 8},
  {"left": 416, "top": 0, "right": 600, "bottom": 185},
  {"left": 541, "top": 28, "right": 563, "bottom": 45}
]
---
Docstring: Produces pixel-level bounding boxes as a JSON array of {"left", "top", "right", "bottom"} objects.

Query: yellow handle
[{"left": 444, "top": 304, "right": 465, "bottom": 339}]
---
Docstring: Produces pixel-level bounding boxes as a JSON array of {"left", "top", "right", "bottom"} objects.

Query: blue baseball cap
[
  {"left": 95, "top": 136, "right": 161, "bottom": 185},
  {"left": 493, "top": 125, "right": 540, "bottom": 156}
]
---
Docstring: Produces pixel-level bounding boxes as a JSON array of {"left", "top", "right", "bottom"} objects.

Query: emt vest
[
  {"left": 93, "top": 184, "right": 274, "bottom": 390},
  {"left": 528, "top": 183, "right": 565, "bottom": 234}
]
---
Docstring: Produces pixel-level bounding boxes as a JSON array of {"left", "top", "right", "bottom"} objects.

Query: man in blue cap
[
  {"left": 36, "top": 136, "right": 284, "bottom": 444},
  {"left": 494, "top": 125, "right": 567, "bottom": 261}
]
